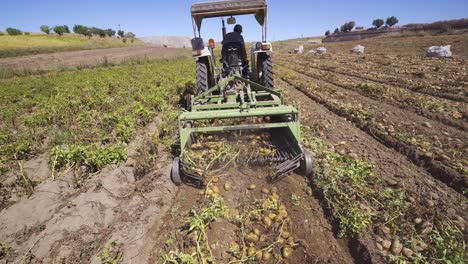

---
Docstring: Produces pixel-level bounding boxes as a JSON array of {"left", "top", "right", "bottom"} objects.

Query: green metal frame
[{"left": 178, "top": 75, "right": 301, "bottom": 160}]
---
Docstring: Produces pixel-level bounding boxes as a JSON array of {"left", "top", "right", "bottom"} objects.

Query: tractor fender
[{"left": 193, "top": 47, "right": 212, "bottom": 60}]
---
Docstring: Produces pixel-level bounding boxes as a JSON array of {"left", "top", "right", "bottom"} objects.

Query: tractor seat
[{"left": 222, "top": 43, "right": 243, "bottom": 67}]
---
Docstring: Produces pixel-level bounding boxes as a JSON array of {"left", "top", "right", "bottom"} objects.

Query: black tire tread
[
  {"left": 261, "top": 55, "right": 274, "bottom": 88},
  {"left": 196, "top": 61, "right": 209, "bottom": 95}
]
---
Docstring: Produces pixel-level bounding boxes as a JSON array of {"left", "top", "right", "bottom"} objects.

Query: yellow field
[{"left": 0, "top": 33, "right": 143, "bottom": 58}]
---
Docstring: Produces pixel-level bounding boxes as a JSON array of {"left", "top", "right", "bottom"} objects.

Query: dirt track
[{"left": 0, "top": 46, "right": 186, "bottom": 71}]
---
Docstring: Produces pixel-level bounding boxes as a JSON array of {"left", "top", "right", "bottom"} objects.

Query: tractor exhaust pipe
[{"left": 222, "top": 18, "right": 226, "bottom": 38}]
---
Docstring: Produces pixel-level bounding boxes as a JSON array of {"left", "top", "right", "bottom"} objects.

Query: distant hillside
[{"left": 140, "top": 36, "right": 191, "bottom": 48}]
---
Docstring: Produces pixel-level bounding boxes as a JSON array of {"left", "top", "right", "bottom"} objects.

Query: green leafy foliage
[
  {"left": 373, "top": 19, "right": 385, "bottom": 29},
  {"left": 0, "top": 56, "right": 194, "bottom": 174},
  {"left": 6, "top": 27, "right": 22, "bottom": 36},
  {"left": 303, "top": 132, "right": 409, "bottom": 238},
  {"left": 40, "top": 25, "right": 50, "bottom": 35},
  {"left": 53, "top": 25, "right": 67, "bottom": 36},
  {"left": 386, "top": 16, "right": 399, "bottom": 27}
]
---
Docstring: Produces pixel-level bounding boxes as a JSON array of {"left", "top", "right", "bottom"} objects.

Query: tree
[
  {"left": 325, "top": 30, "right": 330, "bottom": 36},
  {"left": 73, "top": 24, "right": 86, "bottom": 35},
  {"left": 6, "top": 27, "right": 22, "bottom": 36},
  {"left": 63, "top": 25, "right": 70, "bottom": 33},
  {"left": 340, "top": 21, "right": 356, "bottom": 32},
  {"left": 105, "top": 28, "right": 116, "bottom": 37},
  {"left": 334, "top": 28, "right": 339, "bottom": 34},
  {"left": 124, "top": 32, "right": 136, "bottom": 39},
  {"left": 346, "top": 21, "right": 356, "bottom": 31},
  {"left": 117, "top": 30, "right": 124, "bottom": 38},
  {"left": 40, "top": 25, "right": 50, "bottom": 35},
  {"left": 53, "top": 25, "right": 66, "bottom": 36},
  {"left": 386, "top": 16, "right": 399, "bottom": 27},
  {"left": 372, "top": 19, "right": 384, "bottom": 29}
]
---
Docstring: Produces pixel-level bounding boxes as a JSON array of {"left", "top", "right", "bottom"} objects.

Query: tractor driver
[{"left": 222, "top": 24, "right": 249, "bottom": 74}]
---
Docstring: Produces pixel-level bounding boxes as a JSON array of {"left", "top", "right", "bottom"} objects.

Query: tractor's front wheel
[{"left": 258, "top": 54, "right": 274, "bottom": 88}]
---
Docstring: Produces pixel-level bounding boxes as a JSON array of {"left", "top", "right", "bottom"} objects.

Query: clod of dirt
[{"left": 422, "top": 121, "right": 433, "bottom": 128}]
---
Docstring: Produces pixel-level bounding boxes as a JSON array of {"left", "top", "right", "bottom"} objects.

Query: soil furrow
[
  {"left": 279, "top": 55, "right": 468, "bottom": 104},
  {"left": 277, "top": 60, "right": 467, "bottom": 132},
  {"left": 277, "top": 71, "right": 467, "bottom": 195}
]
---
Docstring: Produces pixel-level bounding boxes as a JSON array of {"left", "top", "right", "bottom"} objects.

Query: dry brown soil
[{"left": 0, "top": 45, "right": 186, "bottom": 71}]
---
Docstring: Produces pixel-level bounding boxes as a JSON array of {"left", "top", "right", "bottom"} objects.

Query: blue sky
[{"left": 2, "top": 0, "right": 467, "bottom": 41}]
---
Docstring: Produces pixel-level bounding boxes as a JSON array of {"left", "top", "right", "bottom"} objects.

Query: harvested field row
[
  {"left": 277, "top": 67, "right": 467, "bottom": 194},
  {"left": 310, "top": 53, "right": 468, "bottom": 98},
  {"left": 279, "top": 54, "right": 467, "bottom": 103},
  {"left": 278, "top": 77, "right": 467, "bottom": 263},
  {"left": 276, "top": 57, "right": 467, "bottom": 130}
]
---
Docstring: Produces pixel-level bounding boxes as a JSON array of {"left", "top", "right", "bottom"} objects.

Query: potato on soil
[
  {"left": 224, "top": 181, "right": 232, "bottom": 191},
  {"left": 248, "top": 184, "right": 257, "bottom": 190},
  {"left": 261, "top": 187, "right": 270, "bottom": 194},
  {"left": 245, "top": 233, "right": 259, "bottom": 243},
  {"left": 247, "top": 246, "right": 256, "bottom": 256},
  {"left": 229, "top": 241, "right": 240, "bottom": 252},
  {"left": 262, "top": 216, "right": 272, "bottom": 226},
  {"left": 282, "top": 247, "right": 293, "bottom": 259},
  {"left": 271, "top": 186, "right": 278, "bottom": 193},
  {"left": 212, "top": 186, "right": 220, "bottom": 193},
  {"left": 263, "top": 251, "right": 272, "bottom": 261},
  {"left": 255, "top": 251, "right": 263, "bottom": 260}
]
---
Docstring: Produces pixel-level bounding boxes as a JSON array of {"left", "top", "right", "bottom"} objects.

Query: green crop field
[
  {"left": 0, "top": 56, "right": 193, "bottom": 180},
  {"left": 0, "top": 34, "right": 142, "bottom": 58}
]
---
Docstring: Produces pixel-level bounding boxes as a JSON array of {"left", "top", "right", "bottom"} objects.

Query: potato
[
  {"left": 261, "top": 188, "right": 270, "bottom": 194},
  {"left": 262, "top": 216, "right": 272, "bottom": 227},
  {"left": 248, "top": 184, "right": 257, "bottom": 190},
  {"left": 263, "top": 252, "right": 272, "bottom": 261},
  {"left": 282, "top": 247, "right": 293, "bottom": 259},
  {"left": 268, "top": 213, "right": 277, "bottom": 220},
  {"left": 281, "top": 231, "right": 290, "bottom": 239},
  {"left": 278, "top": 238, "right": 285, "bottom": 244},
  {"left": 247, "top": 246, "right": 256, "bottom": 256},
  {"left": 212, "top": 193, "right": 219, "bottom": 199},
  {"left": 278, "top": 205, "right": 286, "bottom": 211},
  {"left": 211, "top": 176, "right": 219, "bottom": 183},
  {"left": 206, "top": 189, "right": 214, "bottom": 196},
  {"left": 245, "top": 233, "right": 259, "bottom": 243},
  {"left": 253, "top": 228, "right": 261, "bottom": 236},
  {"left": 255, "top": 251, "right": 263, "bottom": 260},
  {"left": 224, "top": 181, "right": 232, "bottom": 191},
  {"left": 274, "top": 215, "right": 283, "bottom": 223},
  {"left": 229, "top": 241, "right": 240, "bottom": 252},
  {"left": 212, "top": 186, "right": 220, "bottom": 193},
  {"left": 288, "top": 236, "right": 295, "bottom": 246},
  {"left": 278, "top": 210, "right": 288, "bottom": 219},
  {"left": 271, "top": 186, "right": 278, "bottom": 194}
]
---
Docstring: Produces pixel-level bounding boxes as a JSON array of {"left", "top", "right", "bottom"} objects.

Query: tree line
[
  {"left": 325, "top": 16, "right": 399, "bottom": 36},
  {"left": 2, "top": 25, "right": 135, "bottom": 39}
]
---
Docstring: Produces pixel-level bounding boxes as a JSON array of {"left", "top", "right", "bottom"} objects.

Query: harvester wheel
[
  {"left": 301, "top": 149, "right": 314, "bottom": 177},
  {"left": 196, "top": 61, "right": 209, "bottom": 95},
  {"left": 171, "top": 157, "right": 182, "bottom": 186},
  {"left": 259, "top": 54, "right": 274, "bottom": 88}
]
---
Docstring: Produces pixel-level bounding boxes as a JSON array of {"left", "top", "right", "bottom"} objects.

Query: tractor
[{"left": 171, "top": 0, "right": 313, "bottom": 188}]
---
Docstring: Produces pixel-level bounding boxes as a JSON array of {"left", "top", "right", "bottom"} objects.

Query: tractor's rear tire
[
  {"left": 258, "top": 54, "right": 274, "bottom": 88},
  {"left": 196, "top": 62, "right": 209, "bottom": 95}
]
